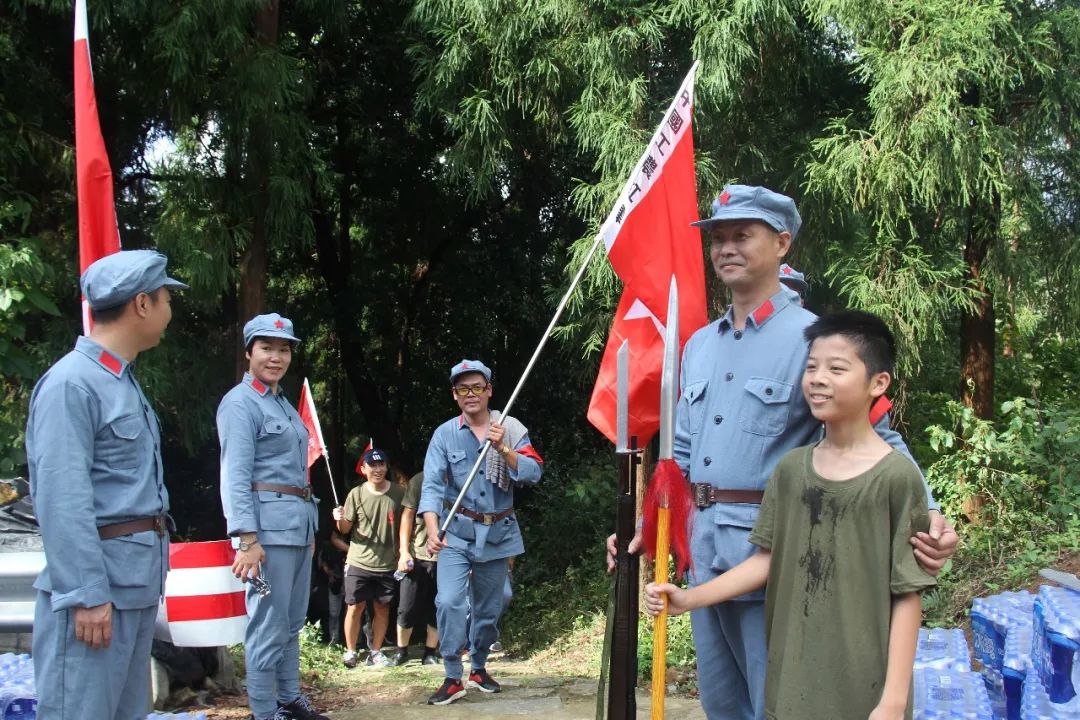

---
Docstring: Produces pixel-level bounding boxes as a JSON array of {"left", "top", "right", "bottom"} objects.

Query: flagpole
[
  {"left": 439, "top": 233, "right": 605, "bottom": 538},
  {"left": 322, "top": 454, "right": 340, "bottom": 506}
]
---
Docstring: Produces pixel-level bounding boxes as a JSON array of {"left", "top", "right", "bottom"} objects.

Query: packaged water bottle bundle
[
  {"left": 913, "top": 667, "right": 994, "bottom": 720},
  {"left": 1031, "top": 586, "right": 1080, "bottom": 706},
  {"left": 0, "top": 653, "right": 36, "bottom": 720},
  {"left": 918, "top": 628, "right": 974, "bottom": 672},
  {"left": 972, "top": 590, "right": 1036, "bottom": 694}
]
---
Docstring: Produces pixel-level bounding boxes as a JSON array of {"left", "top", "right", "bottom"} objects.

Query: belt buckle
[
  {"left": 482, "top": 512, "right": 495, "bottom": 525},
  {"left": 302, "top": 487, "right": 312, "bottom": 501},
  {"left": 153, "top": 516, "right": 165, "bottom": 537},
  {"left": 693, "top": 483, "right": 711, "bottom": 509}
]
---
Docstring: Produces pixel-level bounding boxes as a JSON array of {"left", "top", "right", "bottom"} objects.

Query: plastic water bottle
[{"left": 393, "top": 559, "right": 414, "bottom": 581}]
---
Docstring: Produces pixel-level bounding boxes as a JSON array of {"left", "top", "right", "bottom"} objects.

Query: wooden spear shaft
[{"left": 651, "top": 507, "right": 671, "bottom": 720}]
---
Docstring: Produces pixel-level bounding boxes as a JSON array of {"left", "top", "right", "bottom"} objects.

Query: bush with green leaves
[{"left": 925, "top": 397, "right": 1080, "bottom": 530}]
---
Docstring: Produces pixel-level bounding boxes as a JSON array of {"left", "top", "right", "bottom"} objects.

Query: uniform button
[
  {"left": 733, "top": 330, "right": 743, "bottom": 340},
  {"left": 714, "top": 415, "right": 723, "bottom": 425},
  {"left": 703, "top": 457, "right": 712, "bottom": 466},
  {"left": 480, "top": 491, "right": 486, "bottom": 496},
  {"left": 765, "top": 387, "right": 773, "bottom": 396},
  {"left": 725, "top": 372, "right": 734, "bottom": 381}
]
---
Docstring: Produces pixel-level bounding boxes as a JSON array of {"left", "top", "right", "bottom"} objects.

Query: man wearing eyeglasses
[{"left": 418, "top": 359, "right": 544, "bottom": 706}]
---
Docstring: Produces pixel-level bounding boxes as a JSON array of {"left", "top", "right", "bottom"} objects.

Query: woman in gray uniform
[{"left": 217, "top": 313, "right": 326, "bottom": 720}]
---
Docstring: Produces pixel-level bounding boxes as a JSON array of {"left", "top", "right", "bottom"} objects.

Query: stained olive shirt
[
  {"left": 343, "top": 481, "right": 405, "bottom": 572},
  {"left": 749, "top": 446, "right": 937, "bottom": 720}
]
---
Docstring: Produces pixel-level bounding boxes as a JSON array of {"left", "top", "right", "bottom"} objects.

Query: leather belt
[
  {"left": 444, "top": 501, "right": 514, "bottom": 526},
  {"left": 98, "top": 515, "right": 167, "bottom": 540},
  {"left": 252, "top": 482, "right": 312, "bottom": 500},
  {"left": 692, "top": 483, "right": 764, "bottom": 508}
]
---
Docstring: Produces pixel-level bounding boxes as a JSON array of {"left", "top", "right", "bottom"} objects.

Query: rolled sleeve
[
  {"left": 507, "top": 433, "right": 542, "bottom": 486},
  {"left": 29, "top": 382, "right": 111, "bottom": 610},
  {"left": 217, "top": 399, "right": 258, "bottom": 535},
  {"left": 874, "top": 413, "right": 939, "bottom": 511}
]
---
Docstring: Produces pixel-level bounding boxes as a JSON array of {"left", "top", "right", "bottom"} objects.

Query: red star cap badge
[
  {"left": 462, "top": 361, "right": 470, "bottom": 368},
  {"left": 274, "top": 319, "right": 285, "bottom": 329},
  {"left": 783, "top": 266, "right": 792, "bottom": 274},
  {"left": 719, "top": 190, "right": 731, "bottom": 205}
]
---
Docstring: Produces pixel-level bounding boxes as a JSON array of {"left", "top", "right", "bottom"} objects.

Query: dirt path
[{"left": 195, "top": 654, "right": 705, "bottom": 719}]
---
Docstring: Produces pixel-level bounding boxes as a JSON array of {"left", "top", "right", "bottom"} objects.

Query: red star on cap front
[
  {"left": 274, "top": 319, "right": 285, "bottom": 329},
  {"left": 783, "top": 266, "right": 792, "bottom": 274},
  {"left": 719, "top": 190, "right": 731, "bottom": 205},
  {"left": 462, "top": 361, "right": 470, "bottom": 368}
]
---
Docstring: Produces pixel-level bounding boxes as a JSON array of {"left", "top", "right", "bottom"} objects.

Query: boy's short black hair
[{"left": 803, "top": 310, "right": 896, "bottom": 376}]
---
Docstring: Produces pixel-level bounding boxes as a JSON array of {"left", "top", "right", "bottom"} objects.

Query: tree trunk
[
  {"left": 958, "top": 197, "right": 998, "bottom": 520},
  {"left": 235, "top": 0, "right": 280, "bottom": 378}
]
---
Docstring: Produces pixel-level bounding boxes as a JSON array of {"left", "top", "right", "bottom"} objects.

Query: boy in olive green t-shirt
[
  {"left": 332, "top": 448, "right": 404, "bottom": 668},
  {"left": 647, "top": 311, "right": 936, "bottom": 720}
]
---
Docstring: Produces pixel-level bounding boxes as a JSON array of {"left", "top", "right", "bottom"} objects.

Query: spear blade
[
  {"left": 616, "top": 339, "right": 630, "bottom": 453},
  {"left": 658, "top": 276, "right": 679, "bottom": 460}
]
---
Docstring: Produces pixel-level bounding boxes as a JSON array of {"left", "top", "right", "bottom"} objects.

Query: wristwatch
[
  {"left": 498, "top": 444, "right": 511, "bottom": 456},
  {"left": 238, "top": 538, "right": 258, "bottom": 552}
]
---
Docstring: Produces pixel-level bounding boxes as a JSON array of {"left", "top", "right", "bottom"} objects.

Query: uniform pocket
[
  {"left": 709, "top": 503, "right": 766, "bottom": 600},
  {"left": 738, "top": 377, "right": 793, "bottom": 437},
  {"left": 256, "top": 490, "right": 301, "bottom": 531},
  {"left": 260, "top": 419, "right": 288, "bottom": 436},
  {"left": 100, "top": 415, "right": 145, "bottom": 469},
  {"left": 683, "top": 380, "right": 708, "bottom": 435},
  {"left": 485, "top": 514, "right": 517, "bottom": 545},
  {"left": 102, "top": 532, "right": 157, "bottom": 588}
]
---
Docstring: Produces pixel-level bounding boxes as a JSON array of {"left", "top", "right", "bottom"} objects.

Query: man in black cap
[{"left": 333, "top": 447, "right": 404, "bottom": 668}]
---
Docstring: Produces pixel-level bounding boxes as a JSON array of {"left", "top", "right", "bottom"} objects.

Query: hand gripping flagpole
[{"left": 439, "top": 235, "right": 606, "bottom": 539}]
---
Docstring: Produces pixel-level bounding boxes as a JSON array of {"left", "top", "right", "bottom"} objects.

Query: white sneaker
[{"left": 342, "top": 649, "right": 358, "bottom": 668}]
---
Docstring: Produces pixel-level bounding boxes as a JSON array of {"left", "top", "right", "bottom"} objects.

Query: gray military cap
[{"left": 80, "top": 249, "right": 189, "bottom": 310}]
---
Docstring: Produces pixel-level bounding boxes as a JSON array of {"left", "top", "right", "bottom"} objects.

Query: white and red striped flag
[
  {"left": 297, "top": 378, "right": 328, "bottom": 472},
  {"left": 157, "top": 540, "right": 247, "bottom": 647},
  {"left": 74, "top": 0, "right": 121, "bottom": 334},
  {"left": 587, "top": 63, "right": 709, "bottom": 445}
]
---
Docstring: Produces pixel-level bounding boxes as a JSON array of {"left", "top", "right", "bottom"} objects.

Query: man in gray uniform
[
  {"left": 419, "top": 359, "right": 544, "bottom": 705},
  {"left": 27, "top": 250, "right": 186, "bottom": 720},
  {"left": 607, "top": 185, "right": 960, "bottom": 719}
]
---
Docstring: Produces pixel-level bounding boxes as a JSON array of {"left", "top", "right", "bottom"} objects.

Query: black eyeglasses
[{"left": 453, "top": 384, "right": 489, "bottom": 397}]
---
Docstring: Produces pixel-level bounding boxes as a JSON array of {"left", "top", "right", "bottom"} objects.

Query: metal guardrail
[{"left": 0, "top": 551, "right": 45, "bottom": 633}]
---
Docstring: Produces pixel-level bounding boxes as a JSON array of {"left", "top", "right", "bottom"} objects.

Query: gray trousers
[
  {"left": 32, "top": 592, "right": 157, "bottom": 720},
  {"left": 244, "top": 544, "right": 312, "bottom": 719},
  {"left": 435, "top": 545, "right": 509, "bottom": 681}
]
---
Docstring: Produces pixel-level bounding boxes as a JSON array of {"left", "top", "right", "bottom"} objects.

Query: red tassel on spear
[{"left": 640, "top": 277, "right": 693, "bottom": 720}]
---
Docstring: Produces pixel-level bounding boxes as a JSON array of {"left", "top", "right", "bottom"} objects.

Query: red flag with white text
[
  {"left": 587, "top": 64, "right": 708, "bottom": 445},
  {"left": 297, "top": 378, "right": 327, "bottom": 473},
  {"left": 74, "top": 0, "right": 121, "bottom": 334}
]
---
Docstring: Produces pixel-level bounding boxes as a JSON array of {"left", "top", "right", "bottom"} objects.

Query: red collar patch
[
  {"left": 751, "top": 299, "right": 775, "bottom": 326},
  {"left": 250, "top": 378, "right": 268, "bottom": 396},
  {"left": 274, "top": 319, "right": 285, "bottom": 329},
  {"left": 869, "top": 395, "right": 893, "bottom": 426},
  {"left": 98, "top": 350, "right": 123, "bottom": 376},
  {"left": 719, "top": 190, "right": 731, "bottom": 205}
]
